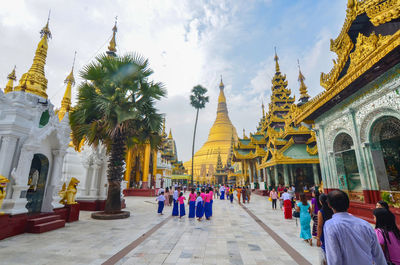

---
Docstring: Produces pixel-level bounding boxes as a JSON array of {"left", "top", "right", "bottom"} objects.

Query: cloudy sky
[{"left": 0, "top": 0, "right": 347, "bottom": 162}]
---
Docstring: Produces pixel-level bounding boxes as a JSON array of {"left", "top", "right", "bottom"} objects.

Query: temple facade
[
  {"left": 0, "top": 20, "right": 72, "bottom": 216},
  {"left": 293, "top": 0, "right": 400, "bottom": 220},
  {"left": 233, "top": 53, "right": 320, "bottom": 191},
  {"left": 184, "top": 79, "right": 238, "bottom": 184}
]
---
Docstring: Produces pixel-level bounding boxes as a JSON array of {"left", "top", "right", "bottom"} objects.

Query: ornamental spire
[
  {"left": 168, "top": 128, "right": 173, "bottom": 139},
  {"left": 274, "top": 47, "right": 280, "bottom": 73},
  {"left": 219, "top": 75, "right": 224, "bottom": 89},
  {"left": 262, "top": 101, "right": 265, "bottom": 117},
  {"left": 58, "top": 52, "right": 76, "bottom": 121},
  {"left": 14, "top": 13, "right": 51, "bottom": 98},
  {"left": 107, "top": 16, "right": 118, "bottom": 57},
  {"left": 297, "top": 60, "right": 310, "bottom": 105},
  {"left": 4, "top": 66, "right": 17, "bottom": 94}
]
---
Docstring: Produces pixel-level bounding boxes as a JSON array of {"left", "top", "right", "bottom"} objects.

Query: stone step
[
  {"left": 28, "top": 219, "right": 65, "bottom": 234},
  {"left": 27, "top": 215, "right": 60, "bottom": 226}
]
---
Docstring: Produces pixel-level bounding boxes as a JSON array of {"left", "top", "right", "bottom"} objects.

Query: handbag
[
  {"left": 293, "top": 210, "right": 300, "bottom": 218},
  {"left": 268, "top": 197, "right": 272, "bottom": 202},
  {"left": 382, "top": 229, "right": 395, "bottom": 265}
]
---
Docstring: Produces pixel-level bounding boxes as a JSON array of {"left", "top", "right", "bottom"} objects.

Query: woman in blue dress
[
  {"left": 296, "top": 193, "right": 312, "bottom": 246},
  {"left": 195, "top": 192, "right": 204, "bottom": 221}
]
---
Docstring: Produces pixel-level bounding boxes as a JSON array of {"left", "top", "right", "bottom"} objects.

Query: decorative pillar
[
  {"left": 152, "top": 150, "right": 157, "bottom": 189},
  {"left": 274, "top": 165, "right": 279, "bottom": 186},
  {"left": 90, "top": 162, "right": 101, "bottom": 196},
  {"left": 362, "top": 142, "right": 381, "bottom": 202},
  {"left": 98, "top": 159, "right": 107, "bottom": 199},
  {"left": 283, "top": 164, "right": 289, "bottom": 187},
  {"left": 142, "top": 142, "right": 151, "bottom": 189},
  {"left": 312, "top": 163, "right": 320, "bottom": 186},
  {"left": 2, "top": 144, "right": 37, "bottom": 214},
  {"left": 266, "top": 167, "right": 272, "bottom": 187},
  {"left": 0, "top": 135, "right": 18, "bottom": 184},
  {"left": 289, "top": 165, "right": 295, "bottom": 186},
  {"left": 41, "top": 150, "right": 66, "bottom": 212}
]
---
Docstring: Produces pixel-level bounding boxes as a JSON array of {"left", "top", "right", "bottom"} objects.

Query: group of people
[
  {"left": 218, "top": 185, "right": 252, "bottom": 204},
  {"left": 156, "top": 186, "right": 214, "bottom": 221},
  {"left": 268, "top": 184, "right": 400, "bottom": 265}
]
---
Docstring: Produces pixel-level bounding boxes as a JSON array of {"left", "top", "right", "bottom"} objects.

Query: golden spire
[
  {"left": 58, "top": 52, "right": 76, "bottom": 121},
  {"left": 274, "top": 47, "right": 280, "bottom": 72},
  {"left": 243, "top": 128, "right": 246, "bottom": 138},
  {"left": 107, "top": 17, "right": 118, "bottom": 57},
  {"left": 168, "top": 128, "right": 173, "bottom": 139},
  {"left": 297, "top": 60, "right": 310, "bottom": 103},
  {"left": 262, "top": 101, "right": 265, "bottom": 117},
  {"left": 14, "top": 13, "right": 52, "bottom": 98},
  {"left": 5, "top": 66, "right": 17, "bottom": 94},
  {"left": 219, "top": 75, "right": 224, "bottom": 89},
  {"left": 162, "top": 116, "right": 167, "bottom": 137}
]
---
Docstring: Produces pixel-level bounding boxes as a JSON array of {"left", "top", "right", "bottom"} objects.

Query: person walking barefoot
[
  {"left": 178, "top": 192, "right": 186, "bottom": 219},
  {"left": 296, "top": 193, "right": 312, "bottom": 246}
]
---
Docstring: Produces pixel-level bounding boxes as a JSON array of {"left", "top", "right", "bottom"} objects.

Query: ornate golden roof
[
  {"left": 294, "top": 0, "right": 400, "bottom": 124},
  {"left": 4, "top": 66, "right": 16, "bottom": 94}
]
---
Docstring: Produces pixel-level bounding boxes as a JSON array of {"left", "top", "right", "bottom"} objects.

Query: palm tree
[
  {"left": 190, "top": 85, "right": 209, "bottom": 187},
  {"left": 70, "top": 53, "right": 166, "bottom": 216}
]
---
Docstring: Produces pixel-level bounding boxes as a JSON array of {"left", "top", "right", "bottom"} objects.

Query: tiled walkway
[{"left": 0, "top": 194, "right": 319, "bottom": 265}]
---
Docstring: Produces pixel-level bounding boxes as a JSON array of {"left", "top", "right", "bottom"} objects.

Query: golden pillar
[
  {"left": 152, "top": 150, "right": 157, "bottom": 188},
  {"left": 142, "top": 142, "right": 151, "bottom": 189},
  {"left": 124, "top": 148, "right": 133, "bottom": 189}
]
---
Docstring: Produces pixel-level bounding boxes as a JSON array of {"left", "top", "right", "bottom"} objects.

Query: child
[
  {"left": 229, "top": 187, "right": 234, "bottom": 203},
  {"left": 195, "top": 192, "right": 204, "bottom": 221},
  {"left": 209, "top": 187, "right": 213, "bottom": 217},
  {"left": 188, "top": 188, "right": 196, "bottom": 218},
  {"left": 200, "top": 188, "right": 206, "bottom": 203},
  {"left": 204, "top": 190, "right": 212, "bottom": 220},
  {"left": 156, "top": 192, "right": 165, "bottom": 215},
  {"left": 178, "top": 192, "right": 186, "bottom": 218}
]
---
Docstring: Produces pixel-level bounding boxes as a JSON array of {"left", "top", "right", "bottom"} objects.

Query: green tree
[
  {"left": 70, "top": 53, "right": 166, "bottom": 214},
  {"left": 189, "top": 85, "right": 209, "bottom": 187}
]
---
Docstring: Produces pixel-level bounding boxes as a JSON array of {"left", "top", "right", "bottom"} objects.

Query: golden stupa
[{"left": 184, "top": 78, "right": 238, "bottom": 183}]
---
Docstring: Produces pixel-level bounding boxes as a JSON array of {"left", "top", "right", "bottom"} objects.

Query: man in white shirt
[{"left": 324, "top": 190, "right": 386, "bottom": 265}]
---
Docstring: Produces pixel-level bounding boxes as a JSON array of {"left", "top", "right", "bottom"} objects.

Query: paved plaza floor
[{"left": 0, "top": 194, "right": 319, "bottom": 265}]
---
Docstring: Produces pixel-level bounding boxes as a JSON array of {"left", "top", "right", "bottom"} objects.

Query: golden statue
[
  {"left": 0, "top": 175, "right": 9, "bottom": 214},
  {"left": 59, "top": 177, "right": 80, "bottom": 205}
]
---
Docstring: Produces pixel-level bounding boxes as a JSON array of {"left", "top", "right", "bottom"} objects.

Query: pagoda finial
[
  {"left": 168, "top": 128, "right": 173, "bottom": 139},
  {"left": 107, "top": 16, "right": 118, "bottom": 57},
  {"left": 5, "top": 66, "right": 17, "bottom": 94},
  {"left": 297, "top": 59, "right": 310, "bottom": 103},
  {"left": 162, "top": 116, "right": 166, "bottom": 135},
  {"left": 243, "top": 128, "right": 246, "bottom": 138},
  {"left": 219, "top": 75, "right": 224, "bottom": 89},
  {"left": 261, "top": 101, "right": 265, "bottom": 117},
  {"left": 58, "top": 52, "right": 76, "bottom": 121},
  {"left": 14, "top": 15, "right": 51, "bottom": 98},
  {"left": 274, "top": 47, "right": 280, "bottom": 72}
]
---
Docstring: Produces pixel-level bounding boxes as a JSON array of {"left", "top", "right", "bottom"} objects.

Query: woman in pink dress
[{"left": 164, "top": 187, "right": 170, "bottom": 206}]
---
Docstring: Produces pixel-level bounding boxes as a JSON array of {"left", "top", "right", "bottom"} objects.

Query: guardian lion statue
[
  {"left": 59, "top": 177, "right": 80, "bottom": 205},
  {"left": 0, "top": 175, "right": 9, "bottom": 214}
]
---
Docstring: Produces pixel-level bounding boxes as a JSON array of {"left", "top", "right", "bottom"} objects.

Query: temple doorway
[
  {"left": 333, "top": 133, "right": 361, "bottom": 192},
  {"left": 26, "top": 154, "right": 50, "bottom": 213},
  {"left": 370, "top": 116, "right": 400, "bottom": 191}
]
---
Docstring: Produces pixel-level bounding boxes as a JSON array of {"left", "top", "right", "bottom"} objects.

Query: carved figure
[
  {"left": 59, "top": 177, "right": 80, "bottom": 205},
  {"left": 0, "top": 175, "right": 9, "bottom": 214}
]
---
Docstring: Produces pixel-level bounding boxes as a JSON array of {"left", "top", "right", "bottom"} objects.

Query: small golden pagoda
[{"left": 184, "top": 78, "right": 238, "bottom": 184}]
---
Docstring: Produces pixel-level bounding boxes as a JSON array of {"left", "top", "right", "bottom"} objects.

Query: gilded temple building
[
  {"left": 233, "top": 53, "right": 321, "bottom": 190},
  {"left": 293, "top": 0, "right": 400, "bottom": 221},
  {"left": 184, "top": 79, "right": 238, "bottom": 184}
]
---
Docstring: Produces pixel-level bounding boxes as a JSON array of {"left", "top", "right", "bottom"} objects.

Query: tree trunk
[
  {"left": 105, "top": 131, "right": 126, "bottom": 214},
  {"left": 191, "top": 108, "right": 199, "bottom": 188}
]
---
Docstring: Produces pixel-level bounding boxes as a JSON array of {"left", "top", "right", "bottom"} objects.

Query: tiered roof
[{"left": 233, "top": 52, "right": 319, "bottom": 168}]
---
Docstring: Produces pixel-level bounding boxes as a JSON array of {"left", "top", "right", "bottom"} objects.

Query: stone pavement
[{"left": 0, "top": 193, "right": 319, "bottom": 265}]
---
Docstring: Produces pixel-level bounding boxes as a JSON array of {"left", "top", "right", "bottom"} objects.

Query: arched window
[
  {"left": 333, "top": 133, "right": 361, "bottom": 192},
  {"left": 370, "top": 116, "right": 400, "bottom": 191}
]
